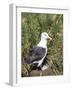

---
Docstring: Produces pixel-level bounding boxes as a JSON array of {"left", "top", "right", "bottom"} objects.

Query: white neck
[{"left": 37, "top": 38, "right": 47, "bottom": 48}]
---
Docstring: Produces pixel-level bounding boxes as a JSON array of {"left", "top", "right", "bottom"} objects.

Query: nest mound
[{"left": 21, "top": 63, "right": 55, "bottom": 77}]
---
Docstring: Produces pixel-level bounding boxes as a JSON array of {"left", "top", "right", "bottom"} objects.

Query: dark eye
[{"left": 44, "top": 34, "right": 46, "bottom": 36}]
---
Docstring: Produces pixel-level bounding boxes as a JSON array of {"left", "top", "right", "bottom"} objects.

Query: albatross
[{"left": 26, "top": 32, "right": 52, "bottom": 70}]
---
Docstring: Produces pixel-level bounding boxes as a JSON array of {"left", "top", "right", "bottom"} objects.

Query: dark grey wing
[{"left": 26, "top": 46, "right": 46, "bottom": 64}]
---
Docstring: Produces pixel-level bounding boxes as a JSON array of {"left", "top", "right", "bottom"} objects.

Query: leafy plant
[{"left": 21, "top": 13, "right": 63, "bottom": 76}]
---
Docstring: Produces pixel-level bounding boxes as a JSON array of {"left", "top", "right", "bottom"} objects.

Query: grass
[{"left": 21, "top": 13, "right": 63, "bottom": 77}]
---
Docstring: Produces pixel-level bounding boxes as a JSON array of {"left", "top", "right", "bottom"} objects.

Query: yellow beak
[{"left": 48, "top": 36, "right": 52, "bottom": 40}]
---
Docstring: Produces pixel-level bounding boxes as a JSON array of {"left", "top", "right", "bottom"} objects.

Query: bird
[{"left": 26, "top": 32, "right": 52, "bottom": 71}]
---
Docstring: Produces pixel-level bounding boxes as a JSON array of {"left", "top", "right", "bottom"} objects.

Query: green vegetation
[{"left": 21, "top": 13, "right": 63, "bottom": 76}]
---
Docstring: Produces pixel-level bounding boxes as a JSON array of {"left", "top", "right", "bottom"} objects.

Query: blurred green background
[{"left": 21, "top": 13, "right": 63, "bottom": 76}]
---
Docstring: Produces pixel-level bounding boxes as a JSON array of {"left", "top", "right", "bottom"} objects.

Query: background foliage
[{"left": 21, "top": 13, "right": 63, "bottom": 76}]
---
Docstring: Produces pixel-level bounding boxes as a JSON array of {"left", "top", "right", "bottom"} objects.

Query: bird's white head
[
  {"left": 37, "top": 32, "right": 52, "bottom": 48},
  {"left": 41, "top": 32, "right": 52, "bottom": 40}
]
